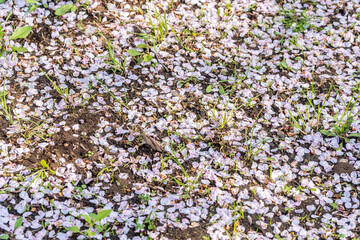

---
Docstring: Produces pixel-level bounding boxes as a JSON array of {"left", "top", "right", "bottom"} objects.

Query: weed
[
  {"left": 178, "top": 76, "right": 199, "bottom": 87},
  {"left": 0, "top": 25, "right": 5, "bottom": 57},
  {"left": 135, "top": 218, "right": 146, "bottom": 230},
  {"left": 98, "top": 32, "right": 126, "bottom": 74},
  {"left": 19, "top": 118, "right": 51, "bottom": 144},
  {"left": 96, "top": 77, "right": 129, "bottom": 109},
  {"left": 166, "top": 144, "right": 202, "bottom": 196},
  {"left": 279, "top": 9, "right": 314, "bottom": 33},
  {"left": 69, "top": 209, "right": 112, "bottom": 238},
  {"left": 206, "top": 92, "right": 262, "bottom": 130},
  {"left": 147, "top": 8, "right": 169, "bottom": 44},
  {"left": 320, "top": 115, "right": 360, "bottom": 144},
  {"left": 9, "top": 26, "right": 33, "bottom": 40},
  {"left": 144, "top": 211, "right": 156, "bottom": 231},
  {"left": 85, "top": 150, "right": 94, "bottom": 157},
  {"left": 329, "top": 202, "right": 339, "bottom": 211},
  {"left": 127, "top": 44, "right": 153, "bottom": 65},
  {"left": 208, "top": 98, "right": 238, "bottom": 128},
  {"left": 0, "top": 85, "right": 13, "bottom": 124},
  {"left": 138, "top": 193, "right": 151, "bottom": 204},
  {"left": 249, "top": 3, "right": 257, "bottom": 12},
  {"left": 218, "top": 60, "right": 249, "bottom": 97},
  {"left": 135, "top": 211, "right": 157, "bottom": 232},
  {"left": 288, "top": 83, "right": 332, "bottom": 134},
  {"left": 2, "top": 25, "right": 32, "bottom": 55},
  {"left": 0, "top": 9, "right": 13, "bottom": 57},
  {"left": 0, "top": 216, "right": 23, "bottom": 239},
  {"left": 54, "top": 4, "right": 77, "bottom": 16},
  {"left": 170, "top": 26, "right": 201, "bottom": 52},
  {"left": 40, "top": 68, "right": 73, "bottom": 105},
  {"left": 279, "top": 59, "right": 295, "bottom": 72},
  {"left": 274, "top": 234, "right": 284, "bottom": 240},
  {"left": 243, "top": 109, "right": 272, "bottom": 161},
  {"left": 320, "top": 86, "right": 360, "bottom": 146},
  {"left": 27, "top": 160, "right": 55, "bottom": 190},
  {"left": 96, "top": 157, "right": 118, "bottom": 183},
  {"left": 229, "top": 202, "right": 247, "bottom": 238},
  {"left": 25, "top": 0, "right": 41, "bottom": 16},
  {"left": 282, "top": 185, "right": 292, "bottom": 195},
  {"left": 72, "top": 184, "right": 87, "bottom": 198}
]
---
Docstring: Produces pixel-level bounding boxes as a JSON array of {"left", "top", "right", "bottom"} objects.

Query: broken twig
[{"left": 137, "top": 125, "right": 165, "bottom": 152}]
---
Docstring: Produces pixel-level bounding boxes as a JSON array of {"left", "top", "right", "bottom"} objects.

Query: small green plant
[
  {"left": 208, "top": 98, "right": 238, "bottom": 128},
  {"left": 69, "top": 209, "right": 112, "bottom": 238},
  {"left": 207, "top": 94, "right": 263, "bottom": 129},
  {"left": 2, "top": 25, "right": 32, "bottom": 54},
  {"left": 170, "top": 25, "right": 201, "bottom": 52},
  {"left": 329, "top": 202, "right": 339, "bottom": 211},
  {"left": 40, "top": 68, "right": 73, "bottom": 104},
  {"left": 178, "top": 76, "right": 199, "bottom": 87},
  {"left": 0, "top": 25, "right": 5, "bottom": 56},
  {"left": 289, "top": 35, "right": 303, "bottom": 49},
  {"left": 85, "top": 151, "right": 94, "bottom": 157},
  {"left": 144, "top": 211, "right": 156, "bottom": 231},
  {"left": 72, "top": 184, "right": 88, "bottom": 198},
  {"left": 229, "top": 202, "right": 247, "bottom": 238},
  {"left": 279, "top": 9, "right": 314, "bottom": 33},
  {"left": 25, "top": 0, "right": 40, "bottom": 16},
  {"left": 225, "top": 204, "right": 250, "bottom": 239},
  {"left": 279, "top": 59, "right": 295, "bottom": 71},
  {"left": 138, "top": 193, "right": 151, "bottom": 204},
  {"left": 19, "top": 118, "right": 50, "bottom": 143},
  {"left": 27, "top": 159, "right": 55, "bottom": 190},
  {"left": 243, "top": 109, "right": 272, "bottom": 161},
  {"left": 282, "top": 185, "right": 292, "bottom": 195},
  {"left": 55, "top": 4, "right": 77, "bottom": 16},
  {"left": 96, "top": 77, "right": 128, "bottom": 109},
  {"left": 0, "top": 216, "right": 23, "bottom": 239},
  {"left": 249, "top": 3, "right": 257, "bottom": 12},
  {"left": 9, "top": 26, "right": 33, "bottom": 40},
  {"left": 320, "top": 86, "right": 360, "bottom": 146},
  {"left": 96, "top": 157, "right": 118, "bottom": 183},
  {"left": 169, "top": 168, "right": 202, "bottom": 197},
  {"left": 127, "top": 44, "right": 153, "bottom": 65},
  {"left": 167, "top": 144, "right": 202, "bottom": 196},
  {"left": 218, "top": 60, "right": 250, "bottom": 97},
  {"left": 147, "top": 8, "right": 169, "bottom": 44},
  {"left": 274, "top": 234, "right": 284, "bottom": 240},
  {"left": 1, "top": 90, "right": 51, "bottom": 141},
  {"left": 320, "top": 115, "right": 360, "bottom": 145},
  {"left": 288, "top": 84, "right": 332, "bottom": 134},
  {"left": 98, "top": 32, "right": 126, "bottom": 74},
  {"left": 14, "top": 217, "right": 23, "bottom": 232},
  {"left": 135, "top": 218, "right": 146, "bottom": 230},
  {"left": 0, "top": 85, "right": 13, "bottom": 124}
]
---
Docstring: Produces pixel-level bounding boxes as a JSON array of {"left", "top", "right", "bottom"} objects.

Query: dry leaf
[{"left": 137, "top": 125, "right": 165, "bottom": 152}]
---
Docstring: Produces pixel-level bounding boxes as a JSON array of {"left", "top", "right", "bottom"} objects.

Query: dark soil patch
[
  {"left": 21, "top": 108, "right": 101, "bottom": 170},
  {"left": 163, "top": 225, "right": 210, "bottom": 240},
  {"left": 22, "top": 130, "right": 97, "bottom": 170},
  {"left": 64, "top": 108, "right": 100, "bottom": 135},
  {"left": 35, "top": 75, "right": 56, "bottom": 90},
  {"left": 306, "top": 75, "right": 336, "bottom": 95},
  {"left": 333, "top": 161, "right": 354, "bottom": 174},
  {"left": 243, "top": 103, "right": 263, "bottom": 119},
  {"left": 0, "top": 115, "right": 9, "bottom": 140},
  {"left": 182, "top": 94, "right": 207, "bottom": 120},
  {"left": 27, "top": 23, "right": 52, "bottom": 46},
  {"left": 102, "top": 165, "right": 147, "bottom": 197}
]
